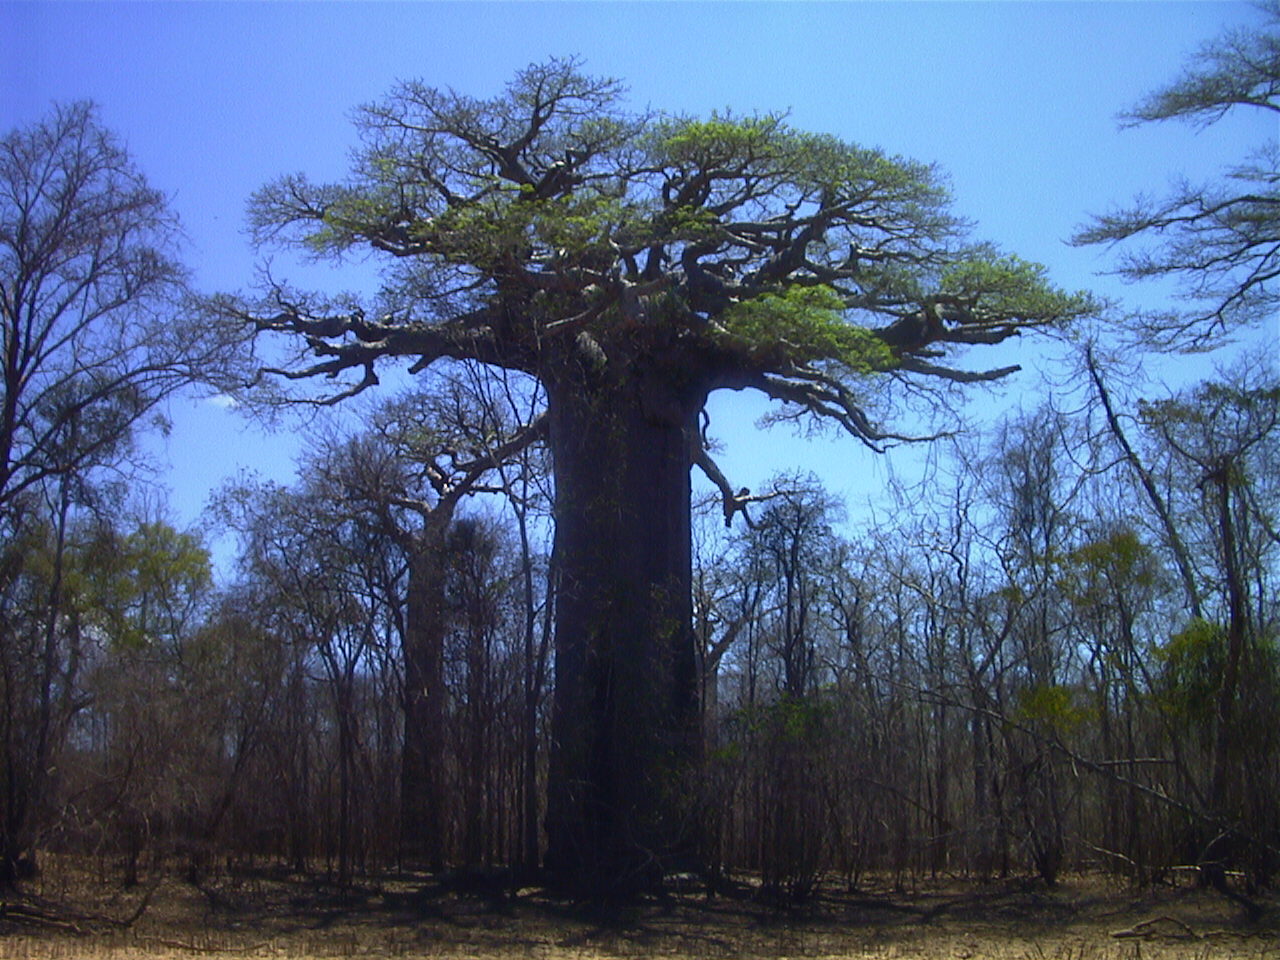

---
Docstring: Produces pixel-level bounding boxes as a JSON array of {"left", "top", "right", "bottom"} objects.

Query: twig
[
  {"left": 0, "top": 900, "right": 88, "bottom": 935},
  {"left": 137, "top": 936, "right": 274, "bottom": 954},
  {"left": 1112, "top": 916, "right": 1199, "bottom": 940}
]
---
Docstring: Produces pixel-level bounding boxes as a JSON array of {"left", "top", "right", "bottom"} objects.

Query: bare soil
[{"left": 2, "top": 863, "right": 1276, "bottom": 959}]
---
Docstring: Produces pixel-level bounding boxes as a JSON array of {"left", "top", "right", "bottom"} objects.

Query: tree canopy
[
  {"left": 235, "top": 58, "right": 1091, "bottom": 446},
  {"left": 1073, "top": 3, "right": 1279, "bottom": 348}
]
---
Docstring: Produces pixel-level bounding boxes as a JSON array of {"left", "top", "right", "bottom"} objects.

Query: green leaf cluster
[
  {"left": 297, "top": 183, "right": 403, "bottom": 256},
  {"left": 736, "top": 695, "right": 831, "bottom": 745},
  {"left": 1066, "top": 528, "right": 1153, "bottom": 578},
  {"left": 1057, "top": 528, "right": 1158, "bottom": 608},
  {"left": 1152, "top": 617, "right": 1224, "bottom": 728},
  {"left": 718, "top": 285, "right": 894, "bottom": 372},
  {"left": 423, "top": 186, "right": 631, "bottom": 269},
  {"left": 7, "top": 518, "right": 211, "bottom": 652},
  {"left": 656, "top": 114, "right": 785, "bottom": 168},
  {"left": 80, "top": 521, "right": 212, "bottom": 650},
  {"left": 655, "top": 114, "right": 946, "bottom": 213},
  {"left": 940, "top": 253, "right": 1095, "bottom": 322},
  {"left": 1153, "top": 616, "right": 1280, "bottom": 738},
  {"left": 655, "top": 204, "right": 721, "bottom": 242},
  {"left": 1013, "top": 682, "right": 1087, "bottom": 734}
]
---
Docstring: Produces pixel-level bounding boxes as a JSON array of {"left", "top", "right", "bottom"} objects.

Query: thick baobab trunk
[
  {"left": 401, "top": 534, "right": 448, "bottom": 871},
  {"left": 543, "top": 376, "right": 702, "bottom": 894}
]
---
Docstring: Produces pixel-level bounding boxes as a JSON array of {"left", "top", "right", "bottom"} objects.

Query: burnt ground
[{"left": 2, "top": 861, "right": 1277, "bottom": 958}]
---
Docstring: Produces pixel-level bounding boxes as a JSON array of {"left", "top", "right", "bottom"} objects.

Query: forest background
[{"left": 1, "top": 0, "right": 1277, "bottom": 931}]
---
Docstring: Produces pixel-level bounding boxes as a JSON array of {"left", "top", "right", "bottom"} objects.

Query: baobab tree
[
  {"left": 224, "top": 59, "right": 1092, "bottom": 893},
  {"left": 306, "top": 381, "right": 544, "bottom": 871}
]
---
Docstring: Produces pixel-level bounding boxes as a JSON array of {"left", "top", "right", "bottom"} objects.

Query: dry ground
[{"left": 2, "top": 862, "right": 1276, "bottom": 959}]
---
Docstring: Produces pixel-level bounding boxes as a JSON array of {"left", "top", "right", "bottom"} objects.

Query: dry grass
[{"left": 2, "top": 863, "right": 1276, "bottom": 959}]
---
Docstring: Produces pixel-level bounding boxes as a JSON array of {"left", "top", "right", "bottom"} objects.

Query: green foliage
[
  {"left": 1153, "top": 618, "right": 1280, "bottom": 722},
  {"left": 1071, "top": 528, "right": 1154, "bottom": 583},
  {"left": 774, "top": 695, "right": 828, "bottom": 742},
  {"left": 295, "top": 170, "right": 620, "bottom": 268},
  {"left": 1, "top": 516, "right": 211, "bottom": 653},
  {"left": 1072, "top": 7, "right": 1279, "bottom": 345},
  {"left": 1013, "top": 683, "right": 1088, "bottom": 734},
  {"left": 1141, "top": 381, "right": 1280, "bottom": 427},
  {"left": 428, "top": 186, "right": 635, "bottom": 271},
  {"left": 1057, "top": 527, "right": 1158, "bottom": 608},
  {"left": 655, "top": 204, "right": 721, "bottom": 242},
  {"left": 246, "top": 58, "right": 1100, "bottom": 468},
  {"left": 707, "top": 741, "right": 743, "bottom": 766},
  {"left": 655, "top": 113, "right": 786, "bottom": 167},
  {"left": 1122, "top": 2, "right": 1280, "bottom": 126},
  {"left": 939, "top": 253, "right": 1094, "bottom": 323},
  {"left": 717, "top": 285, "right": 895, "bottom": 372},
  {"left": 77, "top": 520, "right": 212, "bottom": 650},
  {"left": 655, "top": 112, "right": 949, "bottom": 209},
  {"left": 536, "top": 195, "right": 629, "bottom": 254},
  {"left": 794, "top": 130, "right": 941, "bottom": 199},
  {"left": 248, "top": 59, "right": 1097, "bottom": 422},
  {"left": 735, "top": 695, "right": 831, "bottom": 745},
  {"left": 291, "top": 181, "right": 396, "bottom": 256},
  {"left": 1153, "top": 617, "right": 1224, "bottom": 727}
]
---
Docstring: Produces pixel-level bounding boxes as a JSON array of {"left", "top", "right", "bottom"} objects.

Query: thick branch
[
  {"left": 712, "top": 365, "right": 929, "bottom": 453},
  {"left": 895, "top": 356, "right": 1020, "bottom": 383},
  {"left": 233, "top": 298, "right": 535, "bottom": 402},
  {"left": 691, "top": 444, "right": 782, "bottom": 528}
]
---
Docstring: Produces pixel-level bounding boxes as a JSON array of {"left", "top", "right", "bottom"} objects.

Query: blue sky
[{"left": 3, "top": 1, "right": 1274, "bottom": 562}]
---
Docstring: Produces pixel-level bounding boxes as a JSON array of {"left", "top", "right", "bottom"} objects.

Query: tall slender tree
[
  {"left": 1140, "top": 364, "right": 1280, "bottom": 903},
  {"left": 307, "top": 380, "right": 543, "bottom": 870},
  {"left": 0, "top": 102, "right": 228, "bottom": 887},
  {"left": 0, "top": 103, "right": 232, "bottom": 521}
]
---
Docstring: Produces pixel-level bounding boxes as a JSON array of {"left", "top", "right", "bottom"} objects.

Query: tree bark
[
  {"left": 401, "top": 532, "right": 449, "bottom": 871},
  {"left": 1203, "top": 460, "right": 1251, "bottom": 903},
  {"left": 543, "top": 374, "right": 702, "bottom": 894}
]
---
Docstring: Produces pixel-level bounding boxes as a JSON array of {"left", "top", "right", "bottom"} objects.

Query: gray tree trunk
[
  {"left": 543, "top": 376, "right": 702, "bottom": 894},
  {"left": 401, "top": 534, "right": 448, "bottom": 871}
]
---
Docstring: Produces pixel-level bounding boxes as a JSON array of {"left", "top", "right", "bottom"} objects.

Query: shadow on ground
[{"left": 2, "top": 863, "right": 1278, "bottom": 958}]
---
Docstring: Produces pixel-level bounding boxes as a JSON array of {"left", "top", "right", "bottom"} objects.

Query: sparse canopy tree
[
  {"left": 306, "top": 379, "right": 544, "bottom": 871},
  {"left": 0, "top": 102, "right": 230, "bottom": 521},
  {"left": 1138, "top": 364, "right": 1280, "bottom": 897},
  {"left": 229, "top": 59, "right": 1092, "bottom": 892},
  {"left": 744, "top": 477, "right": 843, "bottom": 699},
  {"left": 1074, "top": 3, "right": 1279, "bottom": 347},
  {"left": 0, "top": 102, "right": 227, "bottom": 888}
]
